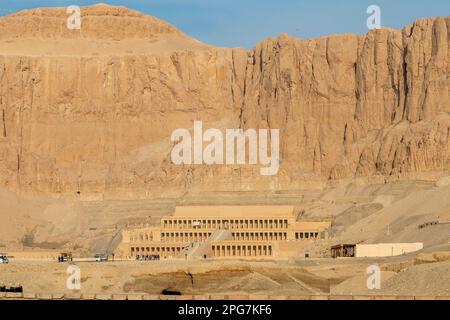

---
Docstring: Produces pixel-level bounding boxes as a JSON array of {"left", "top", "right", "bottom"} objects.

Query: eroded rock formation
[{"left": 0, "top": 4, "right": 449, "bottom": 199}]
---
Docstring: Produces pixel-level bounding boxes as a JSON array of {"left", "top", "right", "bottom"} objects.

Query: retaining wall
[{"left": 1, "top": 292, "right": 449, "bottom": 300}]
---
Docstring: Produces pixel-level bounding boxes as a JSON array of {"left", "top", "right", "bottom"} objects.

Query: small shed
[{"left": 331, "top": 244, "right": 356, "bottom": 258}]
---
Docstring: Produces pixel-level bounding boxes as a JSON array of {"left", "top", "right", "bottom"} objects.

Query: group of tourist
[{"left": 135, "top": 254, "right": 160, "bottom": 261}]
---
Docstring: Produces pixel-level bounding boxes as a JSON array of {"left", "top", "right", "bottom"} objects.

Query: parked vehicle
[
  {"left": 0, "top": 285, "right": 23, "bottom": 292},
  {"left": 0, "top": 253, "right": 9, "bottom": 264},
  {"left": 95, "top": 253, "right": 108, "bottom": 262},
  {"left": 58, "top": 252, "right": 73, "bottom": 262}
]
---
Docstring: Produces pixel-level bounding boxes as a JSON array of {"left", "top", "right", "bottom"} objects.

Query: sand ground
[{"left": 1, "top": 250, "right": 449, "bottom": 296}]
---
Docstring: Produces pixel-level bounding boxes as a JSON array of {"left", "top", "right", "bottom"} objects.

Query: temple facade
[{"left": 117, "top": 206, "right": 331, "bottom": 259}]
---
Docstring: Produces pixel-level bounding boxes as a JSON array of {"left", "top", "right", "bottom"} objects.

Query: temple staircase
[{"left": 178, "top": 229, "right": 232, "bottom": 259}]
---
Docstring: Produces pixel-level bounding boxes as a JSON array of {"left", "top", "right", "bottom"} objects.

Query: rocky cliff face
[{"left": 0, "top": 4, "right": 449, "bottom": 199}]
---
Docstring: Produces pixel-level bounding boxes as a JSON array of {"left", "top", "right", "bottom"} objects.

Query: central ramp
[{"left": 179, "top": 229, "right": 232, "bottom": 259}]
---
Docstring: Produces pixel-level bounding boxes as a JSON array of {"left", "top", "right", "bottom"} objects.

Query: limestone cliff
[{"left": 0, "top": 4, "right": 449, "bottom": 199}]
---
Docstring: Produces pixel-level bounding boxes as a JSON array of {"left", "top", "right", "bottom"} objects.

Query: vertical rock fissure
[
  {"left": 402, "top": 49, "right": 409, "bottom": 122},
  {"left": 239, "top": 54, "right": 250, "bottom": 128},
  {"left": 2, "top": 108, "right": 6, "bottom": 138}
]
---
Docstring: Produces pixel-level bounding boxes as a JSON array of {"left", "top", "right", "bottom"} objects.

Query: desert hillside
[{"left": 0, "top": 4, "right": 449, "bottom": 200}]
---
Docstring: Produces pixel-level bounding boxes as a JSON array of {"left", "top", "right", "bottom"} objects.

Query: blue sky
[{"left": 1, "top": 0, "right": 450, "bottom": 48}]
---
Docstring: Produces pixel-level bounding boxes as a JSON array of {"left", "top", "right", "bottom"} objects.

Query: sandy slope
[{"left": 1, "top": 178, "right": 449, "bottom": 255}]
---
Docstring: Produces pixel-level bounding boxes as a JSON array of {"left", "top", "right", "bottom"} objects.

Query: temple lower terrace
[{"left": 117, "top": 206, "right": 331, "bottom": 259}]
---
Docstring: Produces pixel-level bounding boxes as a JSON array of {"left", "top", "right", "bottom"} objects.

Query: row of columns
[
  {"left": 162, "top": 219, "right": 289, "bottom": 230},
  {"left": 131, "top": 246, "right": 182, "bottom": 257},
  {"left": 212, "top": 244, "right": 272, "bottom": 257},
  {"left": 232, "top": 232, "right": 287, "bottom": 241},
  {"left": 161, "top": 232, "right": 212, "bottom": 243},
  {"left": 130, "top": 231, "right": 321, "bottom": 244},
  {"left": 295, "top": 232, "right": 320, "bottom": 239}
]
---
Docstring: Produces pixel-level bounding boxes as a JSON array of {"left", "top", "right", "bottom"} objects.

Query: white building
[{"left": 355, "top": 243, "right": 423, "bottom": 258}]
